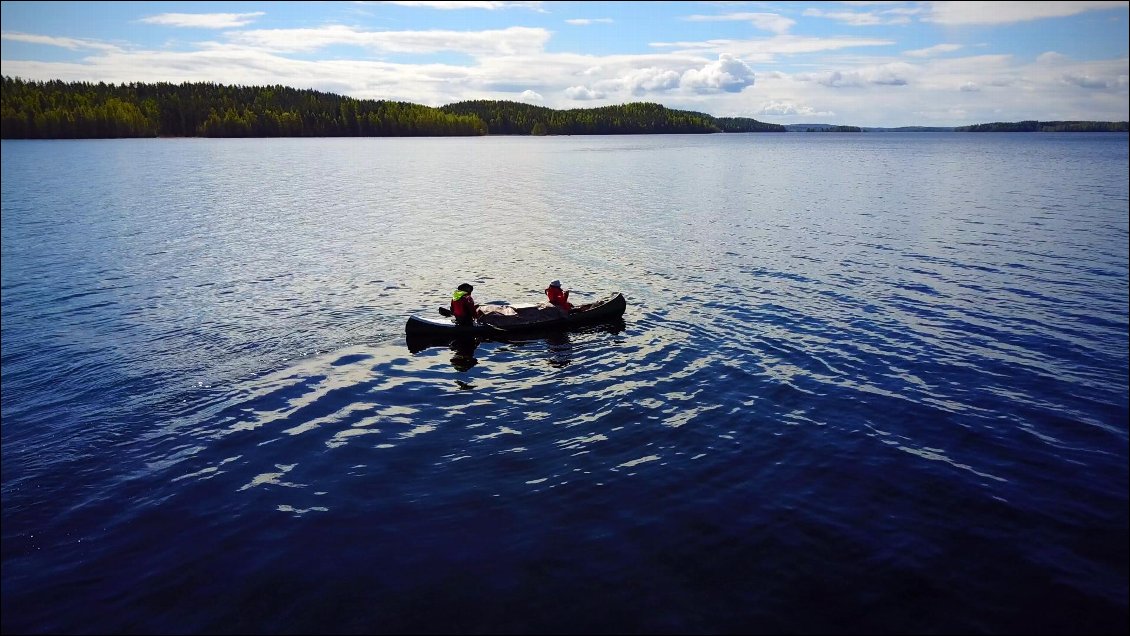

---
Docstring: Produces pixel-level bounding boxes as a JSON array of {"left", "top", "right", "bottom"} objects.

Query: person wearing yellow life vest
[{"left": 450, "top": 283, "right": 481, "bottom": 326}]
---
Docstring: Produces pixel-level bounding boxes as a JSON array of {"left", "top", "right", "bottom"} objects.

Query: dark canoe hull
[{"left": 405, "top": 292, "right": 626, "bottom": 337}]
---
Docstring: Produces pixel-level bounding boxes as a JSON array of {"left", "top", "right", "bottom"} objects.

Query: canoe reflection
[
  {"left": 449, "top": 336, "right": 479, "bottom": 371},
  {"left": 544, "top": 330, "right": 571, "bottom": 368},
  {"left": 405, "top": 319, "right": 625, "bottom": 371}
]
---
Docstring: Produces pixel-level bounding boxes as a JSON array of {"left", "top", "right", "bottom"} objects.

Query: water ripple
[{"left": 2, "top": 134, "right": 1126, "bottom": 634}]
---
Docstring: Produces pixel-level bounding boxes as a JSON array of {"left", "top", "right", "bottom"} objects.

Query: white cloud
[
  {"left": 621, "top": 67, "right": 682, "bottom": 95},
  {"left": 798, "top": 62, "right": 916, "bottom": 88},
  {"left": 610, "top": 55, "right": 756, "bottom": 96},
  {"left": 802, "top": 7, "right": 913, "bottom": 26},
  {"left": 959, "top": 82, "right": 980, "bottom": 91},
  {"left": 378, "top": 1, "right": 544, "bottom": 10},
  {"left": 565, "top": 85, "right": 605, "bottom": 100},
  {"left": 139, "top": 12, "right": 265, "bottom": 29},
  {"left": 683, "top": 12, "right": 796, "bottom": 35},
  {"left": 805, "top": 70, "right": 863, "bottom": 87},
  {"left": 870, "top": 64, "right": 915, "bottom": 85},
  {"left": 566, "top": 18, "right": 613, "bottom": 26},
  {"left": 923, "top": 1, "right": 1127, "bottom": 25},
  {"left": 227, "top": 25, "right": 550, "bottom": 56},
  {"left": 649, "top": 33, "right": 895, "bottom": 64},
  {"left": 905, "top": 43, "right": 962, "bottom": 58},
  {"left": 1029, "top": 52, "right": 1129, "bottom": 89},
  {"left": 518, "top": 89, "right": 544, "bottom": 102},
  {"left": 754, "top": 101, "right": 827, "bottom": 117},
  {"left": 680, "top": 54, "right": 756, "bottom": 93},
  {"left": 1, "top": 32, "right": 123, "bottom": 52},
  {"left": 1063, "top": 73, "right": 1115, "bottom": 89},
  {"left": 649, "top": 39, "right": 738, "bottom": 52}
]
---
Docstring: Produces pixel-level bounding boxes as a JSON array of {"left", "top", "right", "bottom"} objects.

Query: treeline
[
  {"left": 714, "top": 117, "right": 787, "bottom": 133},
  {"left": 6, "top": 77, "right": 1127, "bottom": 139},
  {"left": 802, "top": 125, "right": 862, "bottom": 132},
  {"left": 956, "top": 120, "right": 1129, "bottom": 132},
  {"left": 0, "top": 77, "right": 485, "bottom": 138},
  {"left": 1, "top": 76, "right": 784, "bottom": 139},
  {"left": 438, "top": 100, "right": 784, "bottom": 134},
  {"left": 439, "top": 100, "right": 733, "bottom": 135}
]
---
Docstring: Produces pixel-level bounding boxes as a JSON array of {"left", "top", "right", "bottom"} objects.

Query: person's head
[
  {"left": 549, "top": 280, "right": 562, "bottom": 288},
  {"left": 457, "top": 283, "right": 474, "bottom": 293}
]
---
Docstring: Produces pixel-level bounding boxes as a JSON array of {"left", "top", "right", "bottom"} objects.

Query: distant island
[
  {"left": 787, "top": 123, "right": 1130, "bottom": 132},
  {"left": 954, "top": 120, "right": 1128, "bottom": 132},
  {"left": 1, "top": 76, "right": 1126, "bottom": 139},
  {"left": 784, "top": 124, "right": 864, "bottom": 132}
]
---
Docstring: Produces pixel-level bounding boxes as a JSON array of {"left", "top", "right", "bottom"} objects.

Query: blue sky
[{"left": 1, "top": 1, "right": 1127, "bottom": 127}]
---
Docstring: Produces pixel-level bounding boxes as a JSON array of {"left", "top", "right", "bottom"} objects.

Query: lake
[{"left": 2, "top": 132, "right": 1127, "bottom": 634}]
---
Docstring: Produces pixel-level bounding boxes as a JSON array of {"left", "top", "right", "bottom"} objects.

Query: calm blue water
[{"left": 2, "top": 133, "right": 1127, "bottom": 634}]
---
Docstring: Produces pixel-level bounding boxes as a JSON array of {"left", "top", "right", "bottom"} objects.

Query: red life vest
[{"left": 545, "top": 286, "right": 572, "bottom": 310}]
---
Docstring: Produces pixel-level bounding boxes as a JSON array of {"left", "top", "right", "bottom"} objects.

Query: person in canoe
[
  {"left": 450, "top": 283, "right": 482, "bottom": 326},
  {"left": 545, "top": 280, "right": 573, "bottom": 313}
]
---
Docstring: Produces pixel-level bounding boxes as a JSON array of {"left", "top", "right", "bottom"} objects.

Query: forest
[
  {"left": 7, "top": 77, "right": 1123, "bottom": 139},
  {"left": 0, "top": 77, "right": 784, "bottom": 139},
  {"left": 955, "top": 120, "right": 1128, "bottom": 132},
  {"left": 0, "top": 77, "right": 485, "bottom": 138}
]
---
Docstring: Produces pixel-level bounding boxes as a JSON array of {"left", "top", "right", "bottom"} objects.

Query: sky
[{"left": 1, "top": 1, "right": 1127, "bottom": 127}]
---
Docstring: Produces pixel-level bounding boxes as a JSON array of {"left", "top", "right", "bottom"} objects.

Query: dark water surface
[{"left": 2, "top": 133, "right": 1127, "bottom": 634}]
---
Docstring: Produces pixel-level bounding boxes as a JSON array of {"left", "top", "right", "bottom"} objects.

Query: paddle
[
  {"left": 438, "top": 306, "right": 518, "bottom": 334},
  {"left": 436, "top": 299, "right": 531, "bottom": 335}
]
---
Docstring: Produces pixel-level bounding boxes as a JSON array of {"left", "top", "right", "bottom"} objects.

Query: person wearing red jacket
[
  {"left": 450, "top": 283, "right": 480, "bottom": 325},
  {"left": 544, "top": 280, "right": 573, "bottom": 313}
]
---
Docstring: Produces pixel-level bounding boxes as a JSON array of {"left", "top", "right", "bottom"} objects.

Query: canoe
[
  {"left": 405, "top": 292, "right": 626, "bottom": 337},
  {"left": 405, "top": 318, "right": 625, "bottom": 355}
]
